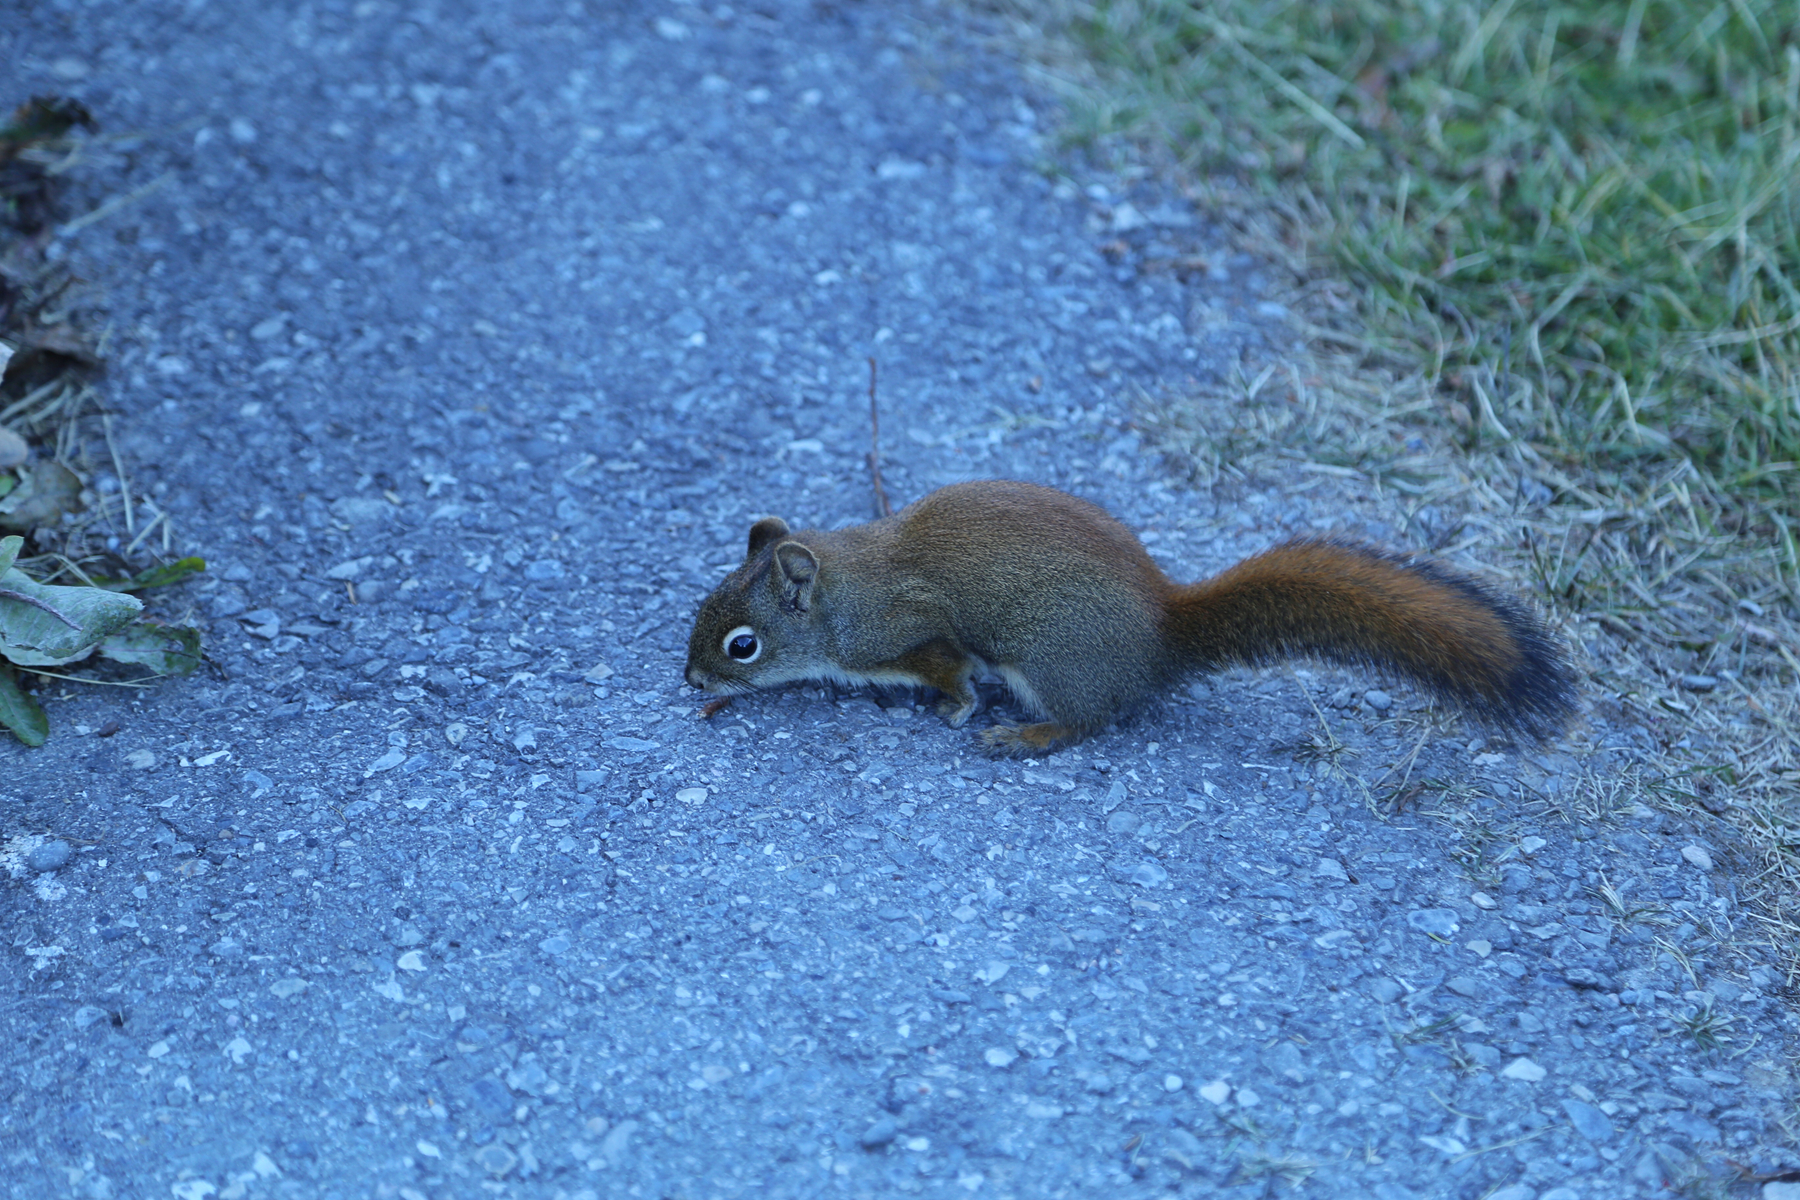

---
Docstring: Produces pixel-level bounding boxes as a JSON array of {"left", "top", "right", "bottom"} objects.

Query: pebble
[
  {"left": 1561, "top": 1098, "right": 1613, "bottom": 1142},
  {"left": 27, "top": 840, "right": 73, "bottom": 872},
  {"left": 1105, "top": 810, "right": 1140, "bottom": 834},
  {"left": 1406, "top": 908, "right": 1460, "bottom": 937},
  {"left": 1680, "top": 845, "right": 1714, "bottom": 870},
  {"left": 1128, "top": 862, "right": 1169, "bottom": 888},
  {"left": 1501, "top": 1058, "right": 1547, "bottom": 1082},
  {"left": 1487, "top": 1187, "right": 1535, "bottom": 1200},
  {"left": 1313, "top": 858, "right": 1348, "bottom": 882},
  {"left": 983, "top": 1047, "right": 1018, "bottom": 1068},
  {"left": 1679, "top": 674, "right": 1717, "bottom": 692},
  {"left": 1197, "top": 1080, "right": 1230, "bottom": 1105},
  {"left": 0, "top": 424, "right": 27, "bottom": 470},
  {"left": 1362, "top": 688, "right": 1393, "bottom": 712},
  {"left": 1765, "top": 1185, "right": 1800, "bottom": 1200},
  {"left": 858, "top": 1116, "right": 898, "bottom": 1148}
]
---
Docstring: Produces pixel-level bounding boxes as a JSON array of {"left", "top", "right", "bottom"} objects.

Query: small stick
[
  {"left": 103, "top": 413, "right": 135, "bottom": 535},
  {"left": 867, "top": 356, "right": 891, "bottom": 518},
  {"left": 700, "top": 697, "right": 734, "bottom": 719}
]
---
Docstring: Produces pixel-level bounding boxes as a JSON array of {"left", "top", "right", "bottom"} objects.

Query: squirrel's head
[{"left": 684, "top": 515, "right": 827, "bottom": 695}]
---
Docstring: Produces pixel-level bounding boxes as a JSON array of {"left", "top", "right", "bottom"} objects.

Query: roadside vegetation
[
  {"left": 996, "top": 0, "right": 1800, "bottom": 973},
  {"left": 0, "top": 97, "right": 203, "bottom": 745}
]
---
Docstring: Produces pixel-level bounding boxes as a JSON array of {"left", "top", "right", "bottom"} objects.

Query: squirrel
[{"left": 684, "top": 479, "right": 1576, "bottom": 754}]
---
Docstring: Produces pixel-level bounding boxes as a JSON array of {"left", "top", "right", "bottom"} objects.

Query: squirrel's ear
[
  {"left": 746, "top": 517, "right": 790, "bottom": 560},
  {"left": 774, "top": 542, "right": 819, "bottom": 612}
]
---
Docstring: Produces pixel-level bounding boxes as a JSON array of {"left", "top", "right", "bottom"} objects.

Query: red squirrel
[{"left": 685, "top": 480, "right": 1575, "bottom": 753}]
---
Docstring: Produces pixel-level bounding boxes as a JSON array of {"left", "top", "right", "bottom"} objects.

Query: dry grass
[{"left": 981, "top": 0, "right": 1800, "bottom": 980}]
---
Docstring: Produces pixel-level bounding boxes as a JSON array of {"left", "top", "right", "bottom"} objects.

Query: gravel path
[{"left": 4, "top": 2, "right": 1794, "bottom": 1198}]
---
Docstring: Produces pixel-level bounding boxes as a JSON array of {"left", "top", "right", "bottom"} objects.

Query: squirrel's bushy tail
[{"left": 1165, "top": 539, "right": 1576, "bottom": 739}]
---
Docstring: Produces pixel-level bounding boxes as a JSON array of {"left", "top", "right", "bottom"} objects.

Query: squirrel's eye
[{"left": 722, "top": 625, "right": 761, "bottom": 663}]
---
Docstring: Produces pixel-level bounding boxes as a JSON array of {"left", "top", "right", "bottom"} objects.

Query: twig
[
  {"left": 867, "top": 356, "right": 891, "bottom": 518},
  {"left": 103, "top": 413, "right": 134, "bottom": 535},
  {"left": 21, "top": 669, "right": 151, "bottom": 689},
  {"left": 57, "top": 170, "right": 173, "bottom": 236}
]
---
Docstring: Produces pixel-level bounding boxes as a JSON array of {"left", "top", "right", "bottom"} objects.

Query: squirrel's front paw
[{"left": 937, "top": 694, "right": 978, "bottom": 728}]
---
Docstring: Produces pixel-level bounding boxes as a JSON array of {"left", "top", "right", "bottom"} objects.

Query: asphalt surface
[{"left": 4, "top": 2, "right": 1795, "bottom": 1198}]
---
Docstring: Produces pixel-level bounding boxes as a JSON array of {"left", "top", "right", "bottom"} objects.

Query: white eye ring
[{"left": 722, "top": 625, "right": 761, "bottom": 664}]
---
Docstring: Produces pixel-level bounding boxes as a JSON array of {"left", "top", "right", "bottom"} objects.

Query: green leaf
[
  {"left": 0, "top": 662, "right": 48, "bottom": 746},
  {"left": 98, "top": 556, "right": 208, "bottom": 593},
  {"left": 0, "top": 534, "right": 19, "bottom": 576},
  {"left": 0, "top": 564, "right": 142, "bottom": 664},
  {"left": 97, "top": 621, "right": 203, "bottom": 676}
]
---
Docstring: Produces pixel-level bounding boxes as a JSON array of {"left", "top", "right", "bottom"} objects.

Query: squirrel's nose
[{"left": 685, "top": 665, "right": 707, "bottom": 689}]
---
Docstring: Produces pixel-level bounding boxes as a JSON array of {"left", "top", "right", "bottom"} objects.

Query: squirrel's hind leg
[{"left": 980, "top": 722, "right": 1078, "bottom": 756}]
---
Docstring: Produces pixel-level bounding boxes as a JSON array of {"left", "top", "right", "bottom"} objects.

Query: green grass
[
  {"left": 1066, "top": 0, "right": 1800, "bottom": 581},
  {"left": 999, "top": 0, "right": 1800, "bottom": 979}
]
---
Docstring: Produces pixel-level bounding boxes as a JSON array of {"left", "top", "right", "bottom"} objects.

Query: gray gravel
[{"left": 4, "top": 2, "right": 1796, "bottom": 1198}]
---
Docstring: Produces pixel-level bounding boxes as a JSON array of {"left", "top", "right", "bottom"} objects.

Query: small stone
[
  {"left": 1519, "top": 836, "right": 1547, "bottom": 855},
  {"left": 1469, "top": 891, "right": 1498, "bottom": 909},
  {"left": 1109, "top": 202, "right": 1147, "bottom": 232},
  {"left": 26, "top": 840, "right": 72, "bottom": 872},
  {"left": 1106, "top": 810, "right": 1140, "bottom": 834},
  {"left": 1765, "top": 1184, "right": 1800, "bottom": 1200},
  {"left": 539, "top": 935, "right": 571, "bottom": 956},
  {"left": 269, "top": 978, "right": 307, "bottom": 999},
  {"left": 1368, "top": 978, "right": 1403, "bottom": 1003},
  {"left": 1466, "top": 939, "right": 1493, "bottom": 959},
  {"left": 983, "top": 1047, "right": 1018, "bottom": 1068},
  {"left": 1313, "top": 858, "right": 1349, "bottom": 882},
  {"left": 973, "top": 961, "right": 1010, "bottom": 985},
  {"left": 1162, "top": 1073, "right": 1183, "bottom": 1092},
  {"left": 0, "top": 425, "right": 27, "bottom": 470},
  {"left": 1128, "top": 862, "right": 1169, "bottom": 888},
  {"left": 366, "top": 748, "right": 405, "bottom": 773},
  {"left": 1679, "top": 674, "right": 1718, "bottom": 692},
  {"left": 858, "top": 1116, "right": 898, "bottom": 1148},
  {"left": 474, "top": 1144, "right": 517, "bottom": 1177},
  {"left": 1680, "top": 845, "right": 1714, "bottom": 870},
  {"left": 512, "top": 728, "right": 537, "bottom": 752},
  {"left": 397, "top": 951, "right": 427, "bottom": 971},
  {"left": 1233, "top": 1087, "right": 1260, "bottom": 1107},
  {"left": 1562, "top": 1098, "right": 1613, "bottom": 1142},
  {"left": 1197, "top": 1080, "right": 1230, "bottom": 1105},
  {"left": 1501, "top": 1057, "right": 1547, "bottom": 1082},
  {"left": 1407, "top": 908, "right": 1460, "bottom": 937},
  {"left": 676, "top": 786, "right": 708, "bottom": 805},
  {"left": 1487, "top": 1187, "right": 1536, "bottom": 1200},
  {"left": 126, "top": 749, "right": 156, "bottom": 770},
  {"left": 583, "top": 662, "right": 615, "bottom": 682},
  {"left": 1445, "top": 976, "right": 1483, "bottom": 999},
  {"left": 1363, "top": 688, "right": 1393, "bottom": 712}
]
